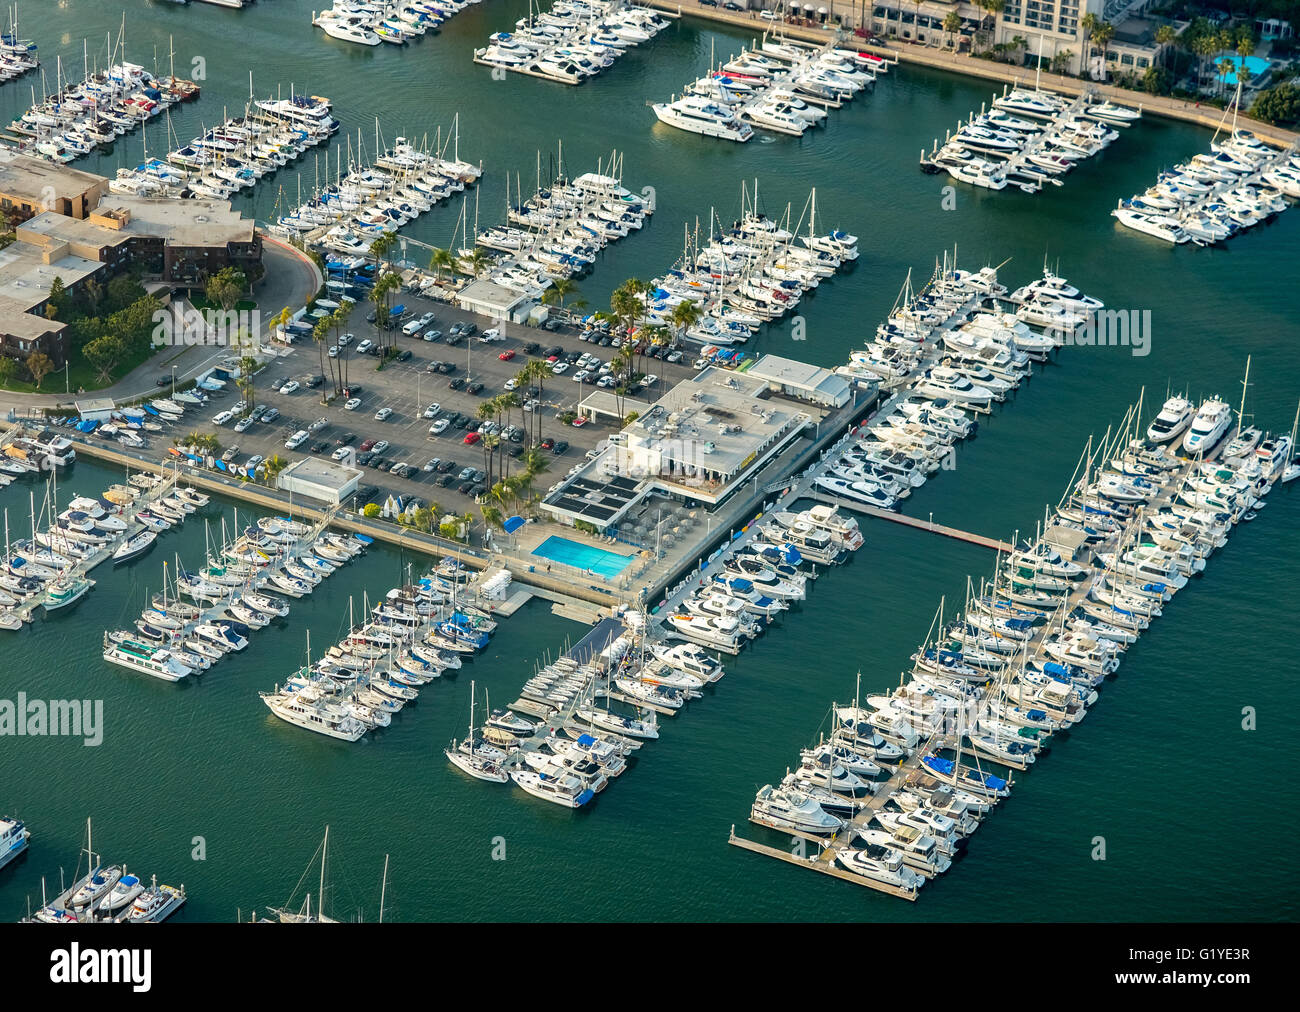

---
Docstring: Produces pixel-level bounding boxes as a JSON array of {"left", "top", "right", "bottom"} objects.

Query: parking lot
[{"left": 198, "top": 292, "right": 698, "bottom": 516}]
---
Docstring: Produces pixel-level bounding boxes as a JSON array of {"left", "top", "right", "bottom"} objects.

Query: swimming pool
[
  {"left": 532, "top": 536, "right": 634, "bottom": 578},
  {"left": 1217, "top": 53, "right": 1270, "bottom": 86}
]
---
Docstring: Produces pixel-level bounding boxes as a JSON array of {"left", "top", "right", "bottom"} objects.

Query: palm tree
[
  {"left": 237, "top": 355, "right": 258, "bottom": 410},
  {"left": 667, "top": 298, "right": 701, "bottom": 349},
  {"left": 312, "top": 317, "right": 335, "bottom": 396},
  {"left": 1093, "top": 21, "right": 1115, "bottom": 79},
  {"left": 541, "top": 277, "right": 577, "bottom": 312},
  {"left": 1217, "top": 56, "right": 1235, "bottom": 97},
  {"left": 943, "top": 10, "right": 961, "bottom": 50},
  {"left": 980, "top": 0, "right": 1005, "bottom": 56},
  {"left": 369, "top": 232, "right": 396, "bottom": 275},
  {"left": 428, "top": 246, "right": 456, "bottom": 285},
  {"left": 1155, "top": 24, "right": 1175, "bottom": 70},
  {"left": 465, "top": 247, "right": 492, "bottom": 279}
]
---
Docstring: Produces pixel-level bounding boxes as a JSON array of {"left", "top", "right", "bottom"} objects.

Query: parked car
[
  {"left": 260, "top": 407, "right": 280, "bottom": 423},
  {"left": 571, "top": 416, "right": 589, "bottom": 427},
  {"left": 344, "top": 397, "right": 362, "bottom": 410},
  {"left": 436, "top": 458, "right": 457, "bottom": 473},
  {"left": 449, "top": 377, "right": 466, "bottom": 391},
  {"left": 331, "top": 446, "right": 351, "bottom": 461},
  {"left": 310, "top": 440, "right": 329, "bottom": 454},
  {"left": 221, "top": 446, "right": 239, "bottom": 462},
  {"left": 212, "top": 410, "right": 234, "bottom": 426},
  {"left": 498, "top": 349, "right": 516, "bottom": 361},
  {"left": 463, "top": 431, "right": 481, "bottom": 445},
  {"left": 246, "top": 455, "right": 265, "bottom": 470},
  {"left": 422, "top": 329, "right": 443, "bottom": 342},
  {"left": 335, "top": 432, "right": 355, "bottom": 446},
  {"left": 375, "top": 407, "right": 393, "bottom": 421},
  {"left": 423, "top": 402, "right": 441, "bottom": 419},
  {"left": 308, "top": 416, "right": 329, "bottom": 433},
  {"left": 504, "top": 378, "right": 518, "bottom": 391},
  {"left": 372, "top": 440, "right": 390, "bottom": 454},
  {"left": 550, "top": 362, "right": 570, "bottom": 375},
  {"left": 279, "top": 380, "right": 300, "bottom": 395},
  {"left": 355, "top": 339, "right": 374, "bottom": 355},
  {"left": 234, "top": 415, "right": 254, "bottom": 433},
  {"left": 467, "top": 381, "right": 484, "bottom": 395},
  {"left": 284, "top": 430, "right": 308, "bottom": 450},
  {"left": 429, "top": 418, "right": 451, "bottom": 435},
  {"left": 360, "top": 438, "right": 377, "bottom": 452},
  {"left": 424, "top": 457, "right": 441, "bottom": 472},
  {"left": 552, "top": 440, "right": 570, "bottom": 455}
]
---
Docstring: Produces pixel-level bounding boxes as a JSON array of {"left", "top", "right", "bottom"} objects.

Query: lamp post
[{"left": 171, "top": 366, "right": 177, "bottom": 399}]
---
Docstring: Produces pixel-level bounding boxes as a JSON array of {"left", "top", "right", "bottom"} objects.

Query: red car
[
  {"left": 359, "top": 438, "right": 377, "bottom": 451},
  {"left": 463, "top": 431, "right": 481, "bottom": 445},
  {"left": 571, "top": 416, "right": 589, "bottom": 427},
  {"left": 498, "top": 349, "right": 516, "bottom": 361}
]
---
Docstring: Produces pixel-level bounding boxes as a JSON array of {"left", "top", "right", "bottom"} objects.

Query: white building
[{"left": 277, "top": 458, "right": 361, "bottom": 505}]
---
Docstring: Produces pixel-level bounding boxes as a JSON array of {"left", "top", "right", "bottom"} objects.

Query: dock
[
  {"left": 728, "top": 826, "right": 919, "bottom": 901},
  {"left": 805, "top": 495, "right": 1015, "bottom": 553}
]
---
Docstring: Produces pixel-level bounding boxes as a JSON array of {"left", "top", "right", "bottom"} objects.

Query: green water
[{"left": 1, "top": 0, "right": 1297, "bottom": 921}]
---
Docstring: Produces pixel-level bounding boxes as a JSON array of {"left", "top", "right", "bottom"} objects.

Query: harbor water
[{"left": 0, "top": 0, "right": 1297, "bottom": 920}]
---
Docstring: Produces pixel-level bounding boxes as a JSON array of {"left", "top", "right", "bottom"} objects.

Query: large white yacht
[
  {"left": 102, "top": 633, "right": 193, "bottom": 682},
  {"left": 1183, "top": 398, "right": 1233, "bottom": 455},
  {"left": 1146, "top": 395, "right": 1195, "bottom": 444},
  {"left": 0, "top": 817, "right": 30, "bottom": 871},
  {"left": 652, "top": 95, "right": 753, "bottom": 141}
]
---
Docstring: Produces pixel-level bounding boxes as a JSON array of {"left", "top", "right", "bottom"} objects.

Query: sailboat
[
  {"left": 267, "top": 827, "right": 339, "bottom": 923},
  {"left": 445, "top": 680, "right": 509, "bottom": 783}
]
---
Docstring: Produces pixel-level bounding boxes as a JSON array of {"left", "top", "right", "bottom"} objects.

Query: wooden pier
[
  {"left": 728, "top": 827, "right": 920, "bottom": 901},
  {"left": 806, "top": 495, "right": 1016, "bottom": 553}
]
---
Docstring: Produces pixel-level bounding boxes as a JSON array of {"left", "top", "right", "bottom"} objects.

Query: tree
[
  {"left": 979, "top": 0, "right": 1005, "bottom": 55},
  {"left": 1093, "top": 21, "right": 1115, "bottom": 79},
  {"left": 82, "top": 278, "right": 104, "bottom": 315},
  {"left": 363, "top": 502, "right": 381, "bottom": 518},
  {"left": 1141, "top": 65, "right": 1171, "bottom": 95},
  {"left": 542, "top": 277, "right": 577, "bottom": 311},
  {"left": 262, "top": 454, "right": 289, "bottom": 480},
  {"left": 204, "top": 267, "right": 245, "bottom": 312},
  {"left": 411, "top": 506, "right": 434, "bottom": 533},
  {"left": 26, "top": 352, "right": 54, "bottom": 389},
  {"left": 428, "top": 246, "right": 456, "bottom": 284},
  {"left": 465, "top": 247, "right": 492, "bottom": 279},
  {"left": 237, "top": 355, "right": 259, "bottom": 408},
  {"left": 1051, "top": 49, "right": 1074, "bottom": 75},
  {"left": 1250, "top": 82, "right": 1300, "bottom": 125},
  {"left": 943, "top": 10, "right": 961, "bottom": 48},
  {"left": 480, "top": 504, "right": 503, "bottom": 530},
  {"left": 1217, "top": 56, "right": 1235, "bottom": 97},
  {"left": 313, "top": 317, "right": 335, "bottom": 395},
  {"left": 369, "top": 232, "right": 396, "bottom": 274},
  {"left": 1155, "top": 24, "right": 1176, "bottom": 69},
  {"left": 83, "top": 333, "right": 126, "bottom": 383},
  {"left": 1080, "top": 12, "right": 1099, "bottom": 69},
  {"left": 0, "top": 356, "right": 17, "bottom": 388},
  {"left": 46, "top": 277, "right": 67, "bottom": 318}
]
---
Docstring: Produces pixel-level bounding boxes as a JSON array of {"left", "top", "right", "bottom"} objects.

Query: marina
[
  {"left": 112, "top": 87, "right": 339, "bottom": 201},
  {"left": 0, "top": 5, "right": 36, "bottom": 87},
  {"left": 732, "top": 386, "right": 1295, "bottom": 899},
  {"left": 474, "top": 0, "right": 670, "bottom": 86},
  {"left": 0, "top": 0, "right": 1297, "bottom": 928},
  {"left": 920, "top": 83, "right": 1141, "bottom": 195},
  {"left": 653, "top": 31, "right": 887, "bottom": 142},
  {"left": 1111, "top": 102, "right": 1299, "bottom": 246},
  {"left": 1, "top": 33, "right": 199, "bottom": 163}
]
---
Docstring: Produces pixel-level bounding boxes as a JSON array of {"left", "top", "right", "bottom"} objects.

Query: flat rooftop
[
  {"left": 456, "top": 279, "right": 530, "bottom": 313},
  {"left": 0, "top": 155, "right": 105, "bottom": 202},
  {"left": 0, "top": 242, "right": 104, "bottom": 309},
  {"left": 94, "top": 197, "right": 256, "bottom": 246},
  {"left": 625, "top": 366, "right": 801, "bottom": 475},
  {"left": 279, "top": 457, "right": 362, "bottom": 488}
]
